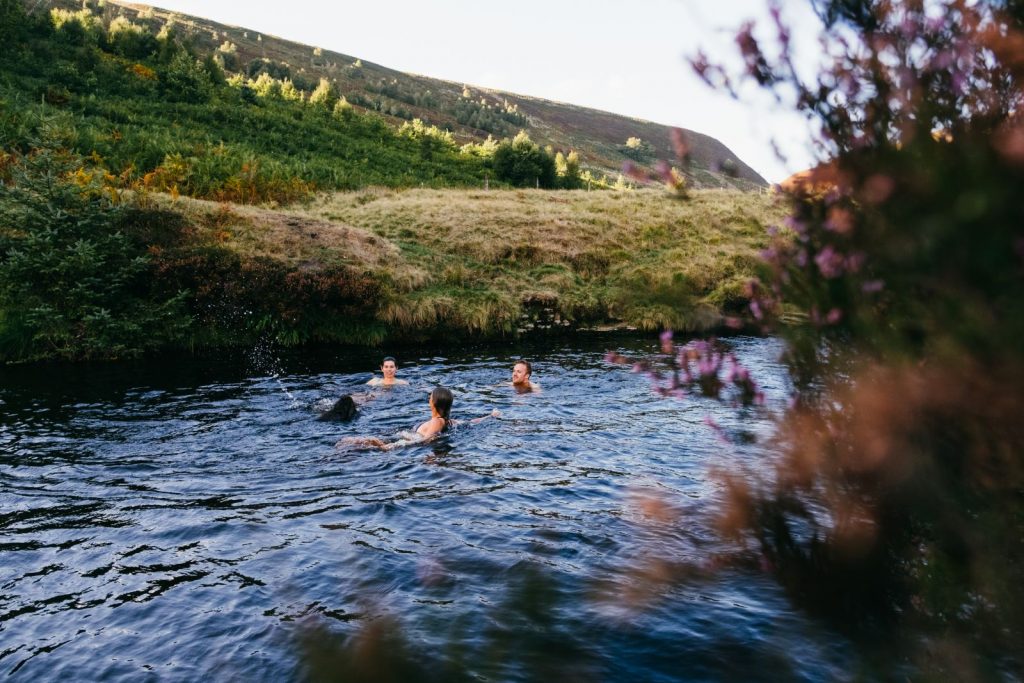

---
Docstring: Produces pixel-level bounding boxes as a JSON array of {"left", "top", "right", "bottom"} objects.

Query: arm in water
[
  {"left": 336, "top": 387, "right": 453, "bottom": 451},
  {"left": 337, "top": 431, "right": 425, "bottom": 451},
  {"left": 335, "top": 391, "right": 499, "bottom": 451},
  {"left": 469, "top": 409, "right": 502, "bottom": 424}
]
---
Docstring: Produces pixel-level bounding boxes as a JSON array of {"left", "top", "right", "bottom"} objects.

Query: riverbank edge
[{"left": 1, "top": 188, "right": 785, "bottom": 363}]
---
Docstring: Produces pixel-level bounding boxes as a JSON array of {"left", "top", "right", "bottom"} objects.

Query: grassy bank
[
  {"left": 154, "top": 187, "right": 785, "bottom": 347},
  {"left": 0, "top": 3, "right": 784, "bottom": 361},
  {"left": 1, "top": 137, "right": 782, "bottom": 362}
]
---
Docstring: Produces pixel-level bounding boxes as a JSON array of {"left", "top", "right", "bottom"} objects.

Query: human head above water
[
  {"left": 512, "top": 360, "right": 532, "bottom": 386},
  {"left": 381, "top": 356, "right": 397, "bottom": 378},
  {"left": 319, "top": 394, "right": 357, "bottom": 421},
  {"left": 429, "top": 386, "right": 453, "bottom": 420}
]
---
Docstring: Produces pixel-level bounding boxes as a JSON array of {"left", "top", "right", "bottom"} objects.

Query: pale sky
[{"left": 145, "top": 0, "right": 825, "bottom": 183}]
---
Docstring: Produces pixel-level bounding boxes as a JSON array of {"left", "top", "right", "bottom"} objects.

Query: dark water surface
[{"left": 1, "top": 334, "right": 857, "bottom": 681}]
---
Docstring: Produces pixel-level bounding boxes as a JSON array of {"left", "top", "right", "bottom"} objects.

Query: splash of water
[{"left": 247, "top": 333, "right": 299, "bottom": 408}]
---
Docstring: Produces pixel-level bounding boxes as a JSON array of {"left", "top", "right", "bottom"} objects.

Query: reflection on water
[{"left": 0, "top": 335, "right": 856, "bottom": 680}]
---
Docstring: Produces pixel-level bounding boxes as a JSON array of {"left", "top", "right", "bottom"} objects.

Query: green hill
[
  {"left": 14, "top": 0, "right": 767, "bottom": 192},
  {"left": 1, "top": 1, "right": 492, "bottom": 200},
  {"left": 0, "top": 0, "right": 781, "bottom": 362}
]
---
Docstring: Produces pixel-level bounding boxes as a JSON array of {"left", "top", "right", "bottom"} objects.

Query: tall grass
[
  {"left": 295, "top": 187, "right": 784, "bottom": 336},
  {"left": 130, "top": 188, "right": 779, "bottom": 348}
]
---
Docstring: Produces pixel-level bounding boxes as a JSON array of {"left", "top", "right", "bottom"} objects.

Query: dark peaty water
[{"left": 0, "top": 335, "right": 858, "bottom": 681}]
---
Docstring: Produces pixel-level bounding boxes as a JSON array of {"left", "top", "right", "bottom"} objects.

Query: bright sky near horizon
[{"left": 145, "top": 0, "right": 825, "bottom": 183}]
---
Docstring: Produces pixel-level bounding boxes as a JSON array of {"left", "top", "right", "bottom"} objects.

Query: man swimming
[
  {"left": 367, "top": 356, "right": 409, "bottom": 386},
  {"left": 511, "top": 360, "right": 540, "bottom": 393}
]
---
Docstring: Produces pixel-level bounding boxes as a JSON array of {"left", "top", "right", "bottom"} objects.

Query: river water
[{"left": 1, "top": 334, "right": 860, "bottom": 681}]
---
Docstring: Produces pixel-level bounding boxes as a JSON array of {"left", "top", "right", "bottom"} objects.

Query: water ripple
[{"left": 0, "top": 335, "right": 863, "bottom": 680}]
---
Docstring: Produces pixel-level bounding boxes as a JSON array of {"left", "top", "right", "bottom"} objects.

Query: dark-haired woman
[
  {"left": 367, "top": 356, "right": 409, "bottom": 386},
  {"left": 336, "top": 386, "right": 471, "bottom": 451},
  {"left": 416, "top": 387, "right": 453, "bottom": 438},
  {"left": 317, "top": 394, "right": 358, "bottom": 421}
]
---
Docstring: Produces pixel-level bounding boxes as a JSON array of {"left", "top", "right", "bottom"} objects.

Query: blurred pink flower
[
  {"left": 660, "top": 329, "right": 674, "bottom": 354},
  {"left": 825, "top": 207, "right": 855, "bottom": 234},
  {"left": 862, "top": 279, "right": 885, "bottom": 293},
  {"left": 815, "top": 246, "right": 846, "bottom": 278},
  {"left": 622, "top": 161, "right": 647, "bottom": 182},
  {"left": 670, "top": 128, "right": 690, "bottom": 161},
  {"left": 846, "top": 251, "right": 867, "bottom": 273},
  {"left": 750, "top": 300, "right": 763, "bottom": 320},
  {"left": 994, "top": 125, "right": 1024, "bottom": 165},
  {"left": 863, "top": 174, "right": 896, "bottom": 203}
]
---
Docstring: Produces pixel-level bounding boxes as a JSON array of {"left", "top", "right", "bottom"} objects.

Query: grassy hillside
[
  {"left": 31, "top": 0, "right": 767, "bottom": 190},
  {"left": 0, "top": 0, "right": 783, "bottom": 362},
  {"left": 0, "top": 2, "right": 492, "bottom": 201},
  {"left": 0, "top": 108, "right": 783, "bottom": 361},
  {"left": 152, "top": 188, "right": 785, "bottom": 347},
  {"left": 0, "top": 103, "right": 784, "bottom": 362}
]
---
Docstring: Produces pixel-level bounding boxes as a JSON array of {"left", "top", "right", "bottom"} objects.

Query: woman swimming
[
  {"left": 366, "top": 356, "right": 409, "bottom": 386},
  {"left": 415, "top": 386, "right": 453, "bottom": 438},
  {"left": 317, "top": 394, "right": 358, "bottom": 421},
  {"left": 335, "top": 387, "right": 498, "bottom": 451},
  {"left": 337, "top": 387, "right": 455, "bottom": 451}
]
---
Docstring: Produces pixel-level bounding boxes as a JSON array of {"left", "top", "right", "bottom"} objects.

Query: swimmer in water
[
  {"left": 511, "top": 360, "right": 541, "bottom": 394},
  {"left": 318, "top": 394, "right": 358, "bottom": 421},
  {"left": 336, "top": 387, "right": 497, "bottom": 451},
  {"left": 367, "top": 356, "right": 409, "bottom": 387},
  {"left": 414, "top": 386, "right": 453, "bottom": 438}
]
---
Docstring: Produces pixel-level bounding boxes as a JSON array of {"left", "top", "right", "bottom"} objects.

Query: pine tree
[
  {"left": 250, "top": 72, "right": 281, "bottom": 99},
  {"left": 280, "top": 78, "right": 303, "bottom": 102},
  {"left": 555, "top": 151, "right": 567, "bottom": 176}
]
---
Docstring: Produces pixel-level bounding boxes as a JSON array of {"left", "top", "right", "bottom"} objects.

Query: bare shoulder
[
  {"left": 417, "top": 416, "right": 445, "bottom": 437},
  {"left": 366, "top": 377, "right": 382, "bottom": 386}
]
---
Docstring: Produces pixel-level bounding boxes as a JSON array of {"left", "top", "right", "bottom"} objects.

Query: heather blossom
[
  {"left": 668, "top": 1, "right": 1024, "bottom": 673},
  {"left": 814, "top": 245, "right": 846, "bottom": 278},
  {"left": 608, "top": 335, "right": 763, "bottom": 409}
]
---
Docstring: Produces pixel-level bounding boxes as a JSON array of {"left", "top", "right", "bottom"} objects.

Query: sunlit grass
[
  {"left": 150, "top": 188, "right": 783, "bottom": 342},
  {"left": 303, "top": 188, "right": 785, "bottom": 333}
]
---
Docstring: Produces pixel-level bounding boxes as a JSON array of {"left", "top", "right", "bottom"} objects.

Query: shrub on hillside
[
  {"left": 159, "top": 50, "right": 212, "bottom": 103},
  {"left": 491, "top": 131, "right": 556, "bottom": 188},
  {"left": 0, "top": 129, "right": 189, "bottom": 361},
  {"left": 106, "top": 15, "right": 157, "bottom": 59},
  {"left": 308, "top": 77, "right": 338, "bottom": 110},
  {"left": 620, "top": 136, "right": 655, "bottom": 162},
  {"left": 141, "top": 147, "right": 315, "bottom": 204},
  {"left": 554, "top": 150, "right": 582, "bottom": 189},
  {"left": 397, "top": 119, "right": 456, "bottom": 149}
]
